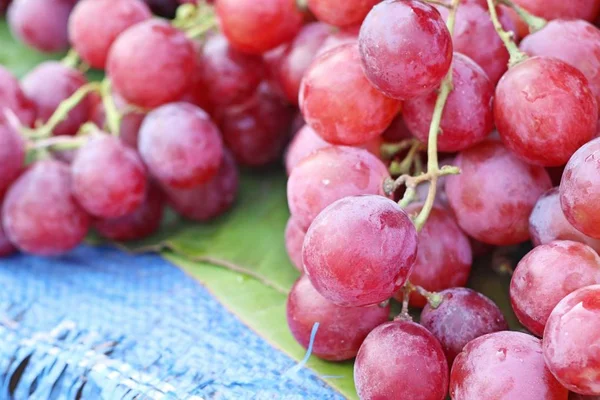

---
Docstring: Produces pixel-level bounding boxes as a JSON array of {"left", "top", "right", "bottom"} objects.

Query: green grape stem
[
  {"left": 101, "top": 79, "right": 122, "bottom": 136},
  {"left": 496, "top": 0, "right": 547, "bottom": 33},
  {"left": 486, "top": 0, "right": 528, "bottom": 66}
]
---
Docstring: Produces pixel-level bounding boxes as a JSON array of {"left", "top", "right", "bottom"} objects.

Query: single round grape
[
  {"left": 316, "top": 25, "right": 358, "bottom": 56},
  {"left": 0, "top": 113, "right": 25, "bottom": 196},
  {"left": 21, "top": 61, "right": 92, "bottom": 136},
  {"left": 446, "top": 140, "right": 552, "bottom": 245},
  {"left": 164, "top": 151, "right": 239, "bottom": 221},
  {"left": 397, "top": 204, "right": 472, "bottom": 308},
  {"left": 218, "top": 83, "right": 293, "bottom": 167},
  {"left": 68, "top": 0, "right": 151, "bottom": 69},
  {"left": 299, "top": 43, "right": 401, "bottom": 145},
  {"left": 450, "top": 331, "right": 569, "bottom": 399},
  {"left": 404, "top": 52, "right": 494, "bottom": 153},
  {"left": 284, "top": 216, "right": 305, "bottom": 271},
  {"left": 303, "top": 195, "right": 418, "bottom": 307},
  {"left": 94, "top": 183, "right": 164, "bottom": 241},
  {"left": 510, "top": 240, "right": 600, "bottom": 337},
  {"left": 139, "top": 102, "right": 223, "bottom": 189},
  {"left": 513, "top": 0, "right": 600, "bottom": 22},
  {"left": 543, "top": 285, "right": 600, "bottom": 395},
  {"left": 215, "top": 0, "right": 303, "bottom": 54},
  {"left": 358, "top": 0, "right": 452, "bottom": 100},
  {"left": 287, "top": 275, "right": 389, "bottom": 361},
  {"left": 495, "top": 57, "right": 597, "bottom": 166},
  {"left": 421, "top": 288, "right": 508, "bottom": 365},
  {"left": 7, "top": 0, "right": 74, "bottom": 53},
  {"left": 287, "top": 146, "right": 390, "bottom": 231},
  {"left": 355, "top": 320, "right": 448, "bottom": 400},
  {"left": 307, "top": 0, "right": 378, "bottom": 27},
  {"left": 107, "top": 19, "right": 195, "bottom": 108},
  {"left": 2, "top": 160, "right": 90, "bottom": 256},
  {"left": 72, "top": 134, "right": 147, "bottom": 218},
  {"left": 560, "top": 138, "right": 600, "bottom": 239},
  {"left": 194, "top": 33, "right": 265, "bottom": 108},
  {"left": 0, "top": 66, "right": 35, "bottom": 127}
]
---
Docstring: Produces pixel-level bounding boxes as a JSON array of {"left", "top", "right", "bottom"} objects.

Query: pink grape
[
  {"left": 299, "top": 43, "right": 401, "bottom": 145},
  {"left": 543, "top": 285, "right": 600, "bottom": 395},
  {"left": 495, "top": 57, "right": 597, "bottom": 166},
  {"left": 287, "top": 146, "right": 390, "bottom": 231},
  {"left": 2, "top": 160, "right": 90, "bottom": 256},
  {"left": 21, "top": 61, "right": 92, "bottom": 136},
  {"left": 446, "top": 140, "right": 552, "bottom": 245},
  {"left": 510, "top": 240, "right": 600, "bottom": 337},
  {"left": 0, "top": 112, "right": 25, "bottom": 196},
  {"left": 139, "top": 102, "right": 223, "bottom": 189},
  {"left": 284, "top": 216, "right": 305, "bottom": 271},
  {"left": 107, "top": 19, "right": 195, "bottom": 108},
  {"left": 513, "top": 0, "right": 600, "bottom": 22},
  {"left": 316, "top": 25, "right": 358, "bottom": 56},
  {"left": 354, "top": 320, "right": 449, "bottom": 400},
  {"left": 215, "top": 0, "right": 303, "bottom": 55},
  {"left": 0, "top": 66, "right": 35, "bottom": 127},
  {"left": 302, "top": 195, "right": 418, "bottom": 307},
  {"left": 560, "top": 138, "right": 600, "bottom": 239},
  {"left": 358, "top": 0, "right": 453, "bottom": 99},
  {"left": 450, "top": 331, "right": 569, "bottom": 399},
  {"left": 307, "top": 0, "right": 378, "bottom": 27},
  {"left": 68, "top": 0, "right": 151, "bottom": 69},
  {"left": 403, "top": 52, "right": 494, "bottom": 153},
  {"left": 286, "top": 275, "right": 390, "bottom": 361},
  {"left": 72, "top": 134, "right": 147, "bottom": 218},
  {"left": 420, "top": 287, "right": 508, "bottom": 365}
]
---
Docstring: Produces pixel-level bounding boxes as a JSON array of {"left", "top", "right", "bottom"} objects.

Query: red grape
[
  {"left": 543, "top": 285, "right": 600, "bottom": 396},
  {"left": 21, "top": 61, "right": 92, "bottom": 136},
  {"left": 139, "top": 102, "right": 223, "bottom": 189},
  {"left": 303, "top": 195, "right": 418, "bottom": 306},
  {"left": 284, "top": 216, "right": 305, "bottom": 271},
  {"left": 7, "top": 0, "right": 75, "bottom": 53},
  {"left": 287, "top": 146, "right": 390, "bottom": 231},
  {"left": 2, "top": 160, "right": 90, "bottom": 256},
  {"left": 495, "top": 57, "right": 597, "bottom": 167},
  {"left": 94, "top": 183, "right": 164, "bottom": 241},
  {"left": 358, "top": 0, "right": 452, "bottom": 100},
  {"left": 0, "top": 66, "right": 35, "bottom": 127},
  {"left": 513, "top": 0, "right": 600, "bottom": 22},
  {"left": 560, "top": 137, "right": 600, "bottom": 239},
  {"left": 164, "top": 151, "right": 239, "bottom": 221},
  {"left": 286, "top": 275, "right": 389, "bottom": 361},
  {"left": 446, "top": 140, "right": 552, "bottom": 245},
  {"left": 72, "top": 134, "right": 147, "bottom": 218},
  {"left": 420, "top": 287, "right": 508, "bottom": 365},
  {"left": 403, "top": 52, "right": 494, "bottom": 153},
  {"left": 107, "top": 19, "right": 195, "bottom": 108},
  {"left": 68, "top": 0, "right": 151, "bottom": 69},
  {"left": 354, "top": 320, "right": 449, "bottom": 400},
  {"left": 316, "top": 25, "right": 358, "bottom": 56},
  {"left": 450, "top": 331, "right": 568, "bottom": 399},
  {"left": 307, "top": 0, "right": 378, "bottom": 27},
  {"left": 299, "top": 43, "right": 401, "bottom": 145},
  {"left": 0, "top": 112, "right": 25, "bottom": 196},
  {"left": 215, "top": 0, "right": 303, "bottom": 54},
  {"left": 510, "top": 241, "right": 600, "bottom": 337}
]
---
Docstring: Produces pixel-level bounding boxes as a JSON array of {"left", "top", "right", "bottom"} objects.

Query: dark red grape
[
  {"left": 381, "top": 113, "right": 413, "bottom": 143},
  {"left": 286, "top": 275, "right": 389, "bottom": 361},
  {"left": 69, "top": 0, "right": 151, "bottom": 69},
  {"left": 307, "top": 0, "right": 378, "bottom": 27},
  {"left": 446, "top": 140, "right": 552, "bottom": 245},
  {"left": 8, "top": 0, "right": 75, "bottom": 53},
  {"left": 570, "top": 393, "right": 600, "bottom": 400},
  {"left": 299, "top": 43, "right": 401, "bottom": 145},
  {"left": 287, "top": 146, "right": 390, "bottom": 231},
  {"left": 358, "top": 0, "right": 452, "bottom": 99},
  {"left": 139, "top": 102, "right": 223, "bottom": 189},
  {"left": 0, "top": 66, "right": 35, "bottom": 127},
  {"left": 215, "top": 0, "right": 303, "bottom": 54},
  {"left": 543, "top": 285, "right": 600, "bottom": 396},
  {"left": 94, "top": 183, "right": 164, "bottom": 241},
  {"left": 510, "top": 240, "right": 600, "bottom": 337},
  {"left": 513, "top": 0, "right": 600, "bottom": 22},
  {"left": 450, "top": 331, "right": 568, "bottom": 399},
  {"left": 107, "top": 19, "right": 195, "bottom": 108},
  {"left": 403, "top": 52, "right": 494, "bottom": 152},
  {"left": 2, "top": 160, "right": 90, "bottom": 256},
  {"left": 421, "top": 287, "right": 508, "bottom": 365},
  {"left": 560, "top": 137, "right": 600, "bottom": 239},
  {"left": 22, "top": 61, "right": 92, "bottom": 136},
  {"left": 164, "top": 151, "right": 239, "bottom": 221},
  {"left": 0, "top": 112, "right": 25, "bottom": 196},
  {"left": 495, "top": 57, "right": 597, "bottom": 166},
  {"left": 355, "top": 320, "right": 449, "bottom": 400},
  {"left": 303, "top": 195, "right": 418, "bottom": 307},
  {"left": 284, "top": 216, "right": 305, "bottom": 271}
]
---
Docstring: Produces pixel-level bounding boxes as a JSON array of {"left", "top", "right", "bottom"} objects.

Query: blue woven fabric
[{"left": 0, "top": 246, "right": 344, "bottom": 399}]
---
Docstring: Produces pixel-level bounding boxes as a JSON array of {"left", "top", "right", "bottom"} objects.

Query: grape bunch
[{"left": 3, "top": 0, "right": 600, "bottom": 398}]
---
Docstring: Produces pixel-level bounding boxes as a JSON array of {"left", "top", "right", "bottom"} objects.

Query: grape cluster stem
[
  {"left": 496, "top": 0, "right": 547, "bottom": 33},
  {"left": 486, "top": 0, "right": 528, "bottom": 66}
]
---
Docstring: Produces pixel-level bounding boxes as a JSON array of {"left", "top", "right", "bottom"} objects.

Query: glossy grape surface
[
  {"left": 307, "top": 0, "right": 378, "bottom": 27},
  {"left": 513, "top": 0, "right": 600, "bottom": 22}
]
